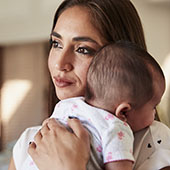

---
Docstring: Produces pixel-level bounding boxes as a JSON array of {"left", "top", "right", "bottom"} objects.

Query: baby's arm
[
  {"left": 105, "top": 160, "right": 133, "bottom": 170},
  {"left": 102, "top": 121, "right": 134, "bottom": 170}
]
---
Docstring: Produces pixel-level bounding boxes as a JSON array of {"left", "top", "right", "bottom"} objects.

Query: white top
[{"left": 133, "top": 121, "right": 170, "bottom": 170}]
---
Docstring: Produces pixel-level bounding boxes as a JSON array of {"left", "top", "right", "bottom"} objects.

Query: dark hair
[
  {"left": 48, "top": 0, "right": 147, "bottom": 114},
  {"left": 85, "top": 41, "right": 164, "bottom": 109},
  {"left": 52, "top": 0, "right": 146, "bottom": 48}
]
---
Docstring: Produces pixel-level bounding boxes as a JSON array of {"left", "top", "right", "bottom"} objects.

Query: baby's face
[{"left": 127, "top": 79, "right": 165, "bottom": 132}]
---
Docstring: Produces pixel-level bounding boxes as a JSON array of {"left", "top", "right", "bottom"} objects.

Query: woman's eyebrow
[
  {"left": 51, "top": 31, "right": 62, "bottom": 39},
  {"left": 73, "top": 37, "right": 98, "bottom": 44},
  {"left": 51, "top": 32, "right": 98, "bottom": 45}
]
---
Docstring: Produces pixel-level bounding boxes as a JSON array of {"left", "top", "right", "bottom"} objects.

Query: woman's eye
[
  {"left": 76, "top": 47, "right": 96, "bottom": 56},
  {"left": 50, "top": 39, "right": 62, "bottom": 49}
]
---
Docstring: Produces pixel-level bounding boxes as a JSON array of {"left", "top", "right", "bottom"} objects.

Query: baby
[
  {"left": 49, "top": 41, "right": 165, "bottom": 170},
  {"left": 19, "top": 41, "right": 165, "bottom": 170}
]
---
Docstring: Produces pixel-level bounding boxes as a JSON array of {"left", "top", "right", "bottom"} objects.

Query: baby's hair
[{"left": 85, "top": 41, "right": 165, "bottom": 110}]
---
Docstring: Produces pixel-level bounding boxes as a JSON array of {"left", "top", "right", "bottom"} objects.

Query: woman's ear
[{"left": 115, "top": 103, "right": 131, "bottom": 122}]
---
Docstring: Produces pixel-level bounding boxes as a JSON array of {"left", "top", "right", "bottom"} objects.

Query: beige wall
[
  {"left": 132, "top": 0, "right": 170, "bottom": 63},
  {"left": 1, "top": 42, "right": 49, "bottom": 146},
  {"left": 0, "top": 0, "right": 62, "bottom": 147},
  {"left": 0, "top": 0, "right": 62, "bottom": 45},
  {"left": 132, "top": 0, "right": 170, "bottom": 127}
]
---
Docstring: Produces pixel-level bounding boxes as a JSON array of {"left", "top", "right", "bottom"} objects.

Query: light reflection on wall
[{"left": 1, "top": 80, "right": 32, "bottom": 123}]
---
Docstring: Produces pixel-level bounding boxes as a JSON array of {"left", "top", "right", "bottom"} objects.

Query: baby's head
[{"left": 85, "top": 41, "right": 165, "bottom": 132}]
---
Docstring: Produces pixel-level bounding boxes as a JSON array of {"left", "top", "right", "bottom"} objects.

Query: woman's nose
[
  {"left": 54, "top": 50, "right": 73, "bottom": 72},
  {"left": 55, "top": 62, "right": 73, "bottom": 71}
]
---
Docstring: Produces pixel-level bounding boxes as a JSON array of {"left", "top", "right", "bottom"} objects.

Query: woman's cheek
[
  {"left": 48, "top": 52, "right": 55, "bottom": 76},
  {"left": 79, "top": 58, "right": 92, "bottom": 82}
]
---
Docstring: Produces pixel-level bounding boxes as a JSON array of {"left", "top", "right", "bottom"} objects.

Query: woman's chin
[
  {"left": 56, "top": 89, "right": 84, "bottom": 101},
  {"left": 56, "top": 93, "right": 70, "bottom": 100}
]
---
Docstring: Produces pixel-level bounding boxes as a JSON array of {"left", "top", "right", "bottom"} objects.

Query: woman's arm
[
  {"left": 28, "top": 118, "right": 90, "bottom": 170},
  {"left": 8, "top": 157, "right": 16, "bottom": 170}
]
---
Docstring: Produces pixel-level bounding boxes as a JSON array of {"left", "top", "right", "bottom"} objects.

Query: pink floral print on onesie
[
  {"left": 106, "top": 152, "right": 113, "bottom": 162},
  {"left": 96, "top": 145, "right": 102, "bottom": 153},
  {"left": 105, "top": 113, "right": 114, "bottom": 120},
  {"left": 71, "top": 104, "right": 78, "bottom": 112},
  {"left": 117, "top": 131, "right": 125, "bottom": 140}
]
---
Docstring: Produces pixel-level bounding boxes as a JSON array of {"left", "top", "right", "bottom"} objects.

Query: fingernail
[{"left": 68, "top": 116, "right": 79, "bottom": 120}]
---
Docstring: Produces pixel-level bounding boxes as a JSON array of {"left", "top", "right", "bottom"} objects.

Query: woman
[{"left": 8, "top": 0, "right": 170, "bottom": 170}]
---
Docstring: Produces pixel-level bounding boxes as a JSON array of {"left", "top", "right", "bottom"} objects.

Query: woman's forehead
[{"left": 54, "top": 6, "right": 106, "bottom": 46}]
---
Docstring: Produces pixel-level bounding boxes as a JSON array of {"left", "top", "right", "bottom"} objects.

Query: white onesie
[{"left": 13, "top": 97, "right": 134, "bottom": 170}]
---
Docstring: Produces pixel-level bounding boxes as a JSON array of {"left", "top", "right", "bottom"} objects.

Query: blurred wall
[
  {"left": 132, "top": 0, "right": 170, "bottom": 127},
  {"left": 0, "top": 0, "right": 62, "bottom": 45},
  {"left": 132, "top": 0, "right": 170, "bottom": 63},
  {"left": 1, "top": 42, "right": 49, "bottom": 146},
  {"left": 0, "top": 0, "right": 62, "bottom": 147}
]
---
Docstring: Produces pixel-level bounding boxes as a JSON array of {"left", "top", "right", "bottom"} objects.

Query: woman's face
[{"left": 48, "top": 6, "right": 106, "bottom": 100}]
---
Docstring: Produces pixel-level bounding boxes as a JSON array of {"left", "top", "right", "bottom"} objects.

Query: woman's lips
[{"left": 53, "top": 76, "right": 74, "bottom": 88}]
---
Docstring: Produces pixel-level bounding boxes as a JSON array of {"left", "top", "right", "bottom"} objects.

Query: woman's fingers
[
  {"left": 34, "top": 130, "right": 42, "bottom": 145},
  {"left": 33, "top": 122, "right": 50, "bottom": 145},
  {"left": 40, "top": 123, "right": 50, "bottom": 136},
  {"left": 28, "top": 141, "right": 36, "bottom": 154},
  {"left": 28, "top": 141, "right": 40, "bottom": 164},
  {"left": 42, "top": 118, "right": 50, "bottom": 126},
  {"left": 34, "top": 118, "right": 90, "bottom": 144},
  {"left": 67, "top": 117, "right": 89, "bottom": 139},
  {"left": 28, "top": 117, "right": 90, "bottom": 170},
  {"left": 47, "top": 118, "right": 66, "bottom": 134}
]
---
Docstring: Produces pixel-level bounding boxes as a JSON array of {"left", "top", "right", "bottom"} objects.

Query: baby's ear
[{"left": 115, "top": 103, "right": 131, "bottom": 122}]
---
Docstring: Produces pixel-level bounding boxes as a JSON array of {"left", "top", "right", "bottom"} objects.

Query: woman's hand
[{"left": 28, "top": 118, "right": 90, "bottom": 170}]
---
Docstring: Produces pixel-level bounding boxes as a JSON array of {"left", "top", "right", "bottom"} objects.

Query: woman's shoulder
[
  {"left": 134, "top": 121, "right": 170, "bottom": 148},
  {"left": 133, "top": 121, "right": 170, "bottom": 170},
  {"left": 150, "top": 120, "right": 170, "bottom": 134},
  {"left": 149, "top": 120, "right": 170, "bottom": 149}
]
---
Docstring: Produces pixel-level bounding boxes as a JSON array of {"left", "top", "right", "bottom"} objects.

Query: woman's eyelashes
[
  {"left": 49, "top": 38, "right": 97, "bottom": 56},
  {"left": 50, "top": 39, "right": 62, "bottom": 49},
  {"left": 76, "top": 46, "right": 96, "bottom": 56}
]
